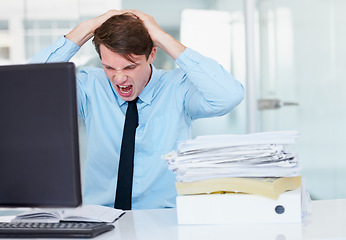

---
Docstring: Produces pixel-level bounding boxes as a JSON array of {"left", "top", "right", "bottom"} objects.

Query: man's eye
[
  {"left": 104, "top": 66, "right": 113, "bottom": 70},
  {"left": 125, "top": 65, "right": 137, "bottom": 70}
]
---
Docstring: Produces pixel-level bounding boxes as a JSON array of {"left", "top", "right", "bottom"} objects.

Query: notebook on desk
[{"left": 0, "top": 62, "right": 115, "bottom": 238}]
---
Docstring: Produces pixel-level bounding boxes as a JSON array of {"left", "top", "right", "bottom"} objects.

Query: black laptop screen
[{"left": 0, "top": 62, "right": 82, "bottom": 208}]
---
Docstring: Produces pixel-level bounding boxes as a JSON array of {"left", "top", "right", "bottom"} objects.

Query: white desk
[
  {"left": 1, "top": 199, "right": 346, "bottom": 239},
  {"left": 104, "top": 199, "right": 346, "bottom": 240}
]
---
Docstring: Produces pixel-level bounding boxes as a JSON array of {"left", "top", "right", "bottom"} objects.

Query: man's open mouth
[{"left": 118, "top": 85, "right": 132, "bottom": 94}]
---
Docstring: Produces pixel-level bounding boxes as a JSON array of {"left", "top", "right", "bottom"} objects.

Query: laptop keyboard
[{"left": 0, "top": 221, "right": 115, "bottom": 238}]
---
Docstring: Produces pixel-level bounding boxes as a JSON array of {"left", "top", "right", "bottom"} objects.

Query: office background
[{"left": 0, "top": 0, "right": 345, "bottom": 200}]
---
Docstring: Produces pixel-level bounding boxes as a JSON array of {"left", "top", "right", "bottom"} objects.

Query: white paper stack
[
  {"left": 165, "top": 131, "right": 301, "bottom": 182},
  {"left": 164, "top": 131, "right": 306, "bottom": 224}
]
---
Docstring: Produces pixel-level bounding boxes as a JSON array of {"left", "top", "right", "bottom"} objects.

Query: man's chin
[{"left": 119, "top": 94, "right": 137, "bottom": 102}]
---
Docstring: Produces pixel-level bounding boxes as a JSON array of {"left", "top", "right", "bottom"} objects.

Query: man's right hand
[{"left": 65, "top": 9, "right": 125, "bottom": 47}]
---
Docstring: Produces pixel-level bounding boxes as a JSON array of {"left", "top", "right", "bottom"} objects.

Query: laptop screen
[{"left": 0, "top": 62, "right": 82, "bottom": 208}]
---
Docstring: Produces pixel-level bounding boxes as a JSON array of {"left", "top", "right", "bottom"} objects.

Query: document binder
[{"left": 176, "top": 187, "right": 302, "bottom": 224}]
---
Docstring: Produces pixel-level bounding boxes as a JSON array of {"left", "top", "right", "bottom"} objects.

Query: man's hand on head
[
  {"left": 90, "top": 10, "right": 126, "bottom": 33},
  {"left": 125, "top": 9, "right": 187, "bottom": 60},
  {"left": 66, "top": 9, "right": 186, "bottom": 60},
  {"left": 65, "top": 9, "right": 125, "bottom": 47},
  {"left": 124, "top": 10, "right": 166, "bottom": 47}
]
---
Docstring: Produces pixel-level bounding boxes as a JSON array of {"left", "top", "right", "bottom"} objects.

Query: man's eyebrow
[
  {"left": 123, "top": 63, "right": 140, "bottom": 68},
  {"left": 101, "top": 63, "right": 113, "bottom": 69},
  {"left": 101, "top": 62, "right": 140, "bottom": 70}
]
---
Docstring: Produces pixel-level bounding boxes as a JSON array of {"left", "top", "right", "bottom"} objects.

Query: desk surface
[{"left": 1, "top": 199, "right": 346, "bottom": 240}]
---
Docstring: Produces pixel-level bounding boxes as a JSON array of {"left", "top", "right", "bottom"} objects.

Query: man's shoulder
[
  {"left": 148, "top": 67, "right": 192, "bottom": 100},
  {"left": 77, "top": 66, "right": 107, "bottom": 80},
  {"left": 78, "top": 66, "right": 105, "bottom": 74},
  {"left": 155, "top": 67, "right": 185, "bottom": 84},
  {"left": 76, "top": 66, "right": 109, "bottom": 91}
]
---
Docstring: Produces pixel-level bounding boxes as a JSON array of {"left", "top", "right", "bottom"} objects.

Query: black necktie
[{"left": 115, "top": 98, "right": 138, "bottom": 210}]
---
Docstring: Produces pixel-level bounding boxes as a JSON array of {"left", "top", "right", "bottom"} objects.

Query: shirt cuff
[
  {"left": 175, "top": 48, "right": 204, "bottom": 72},
  {"left": 54, "top": 36, "right": 81, "bottom": 61}
]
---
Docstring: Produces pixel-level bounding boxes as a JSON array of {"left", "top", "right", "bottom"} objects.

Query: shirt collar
[{"left": 116, "top": 64, "right": 158, "bottom": 107}]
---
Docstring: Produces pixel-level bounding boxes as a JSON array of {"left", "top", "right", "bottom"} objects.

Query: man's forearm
[
  {"left": 154, "top": 32, "right": 187, "bottom": 60},
  {"left": 65, "top": 21, "right": 95, "bottom": 47}
]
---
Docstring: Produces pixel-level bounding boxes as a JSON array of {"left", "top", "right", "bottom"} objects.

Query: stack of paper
[
  {"left": 164, "top": 131, "right": 306, "bottom": 224},
  {"left": 165, "top": 131, "right": 302, "bottom": 182}
]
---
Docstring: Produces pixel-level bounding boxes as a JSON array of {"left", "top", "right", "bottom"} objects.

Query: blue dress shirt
[{"left": 30, "top": 36, "right": 244, "bottom": 209}]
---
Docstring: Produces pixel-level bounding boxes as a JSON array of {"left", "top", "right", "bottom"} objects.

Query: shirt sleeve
[
  {"left": 29, "top": 36, "right": 80, "bottom": 63},
  {"left": 28, "top": 36, "right": 87, "bottom": 118},
  {"left": 175, "top": 48, "right": 245, "bottom": 120}
]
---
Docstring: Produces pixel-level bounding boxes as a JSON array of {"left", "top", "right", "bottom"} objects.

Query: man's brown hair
[{"left": 93, "top": 13, "right": 154, "bottom": 63}]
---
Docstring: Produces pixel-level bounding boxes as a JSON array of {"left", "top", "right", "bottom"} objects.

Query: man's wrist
[
  {"left": 155, "top": 33, "right": 187, "bottom": 60},
  {"left": 65, "top": 21, "right": 95, "bottom": 47}
]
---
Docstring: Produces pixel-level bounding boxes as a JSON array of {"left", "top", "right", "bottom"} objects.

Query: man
[{"left": 30, "top": 9, "right": 245, "bottom": 209}]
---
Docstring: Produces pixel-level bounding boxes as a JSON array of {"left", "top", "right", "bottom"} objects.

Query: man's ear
[{"left": 148, "top": 47, "right": 157, "bottom": 64}]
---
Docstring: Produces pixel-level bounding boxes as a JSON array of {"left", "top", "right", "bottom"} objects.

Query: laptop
[{"left": 0, "top": 63, "right": 114, "bottom": 238}]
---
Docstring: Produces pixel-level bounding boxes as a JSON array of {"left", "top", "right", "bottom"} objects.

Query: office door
[{"left": 257, "top": 0, "right": 346, "bottom": 199}]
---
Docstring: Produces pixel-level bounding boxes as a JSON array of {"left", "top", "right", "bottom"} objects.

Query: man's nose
[{"left": 113, "top": 71, "right": 127, "bottom": 83}]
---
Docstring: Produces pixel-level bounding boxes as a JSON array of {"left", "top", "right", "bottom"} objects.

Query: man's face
[{"left": 100, "top": 44, "right": 156, "bottom": 102}]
